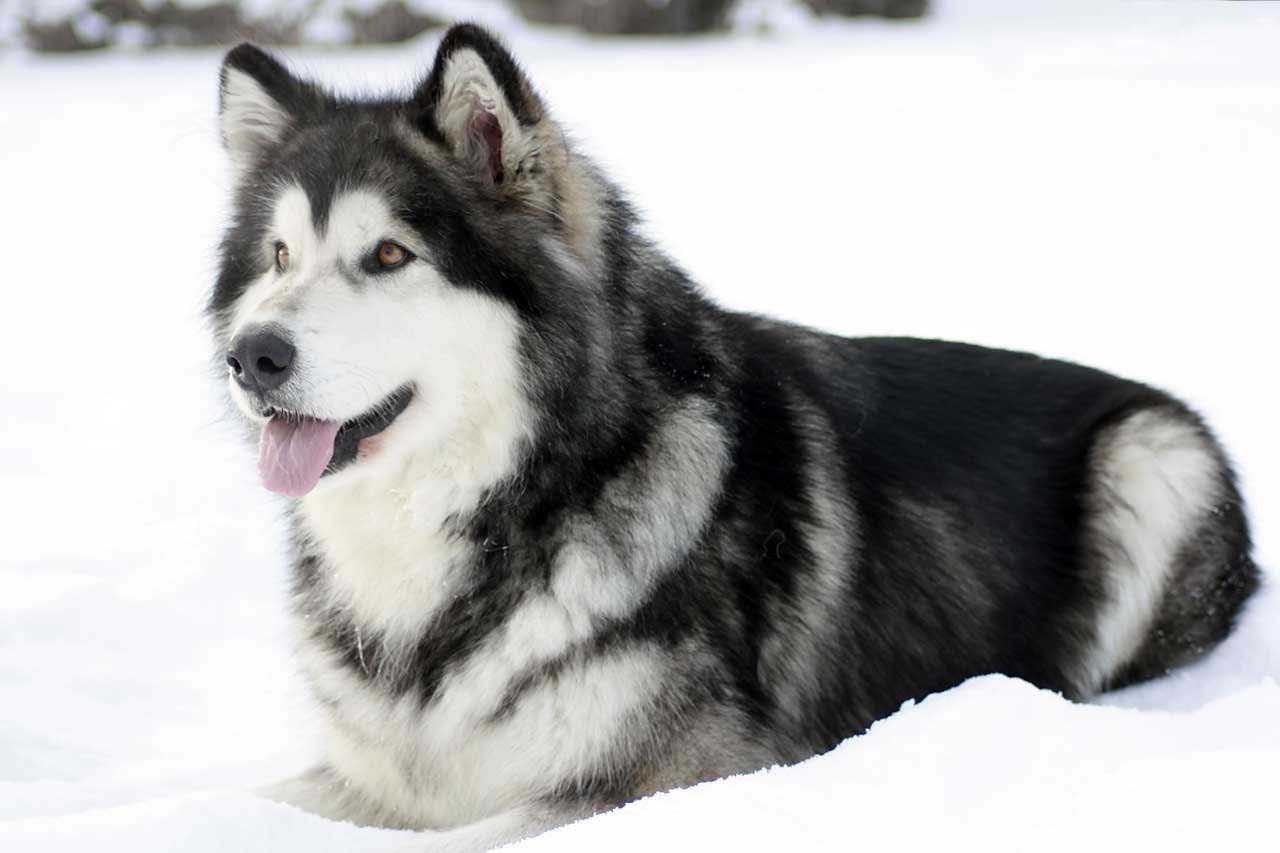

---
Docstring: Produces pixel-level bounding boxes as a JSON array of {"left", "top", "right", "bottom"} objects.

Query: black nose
[{"left": 227, "top": 326, "right": 296, "bottom": 393}]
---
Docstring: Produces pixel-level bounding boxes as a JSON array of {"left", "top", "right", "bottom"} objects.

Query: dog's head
[{"left": 211, "top": 26, "right": 598, "bottom": 498}]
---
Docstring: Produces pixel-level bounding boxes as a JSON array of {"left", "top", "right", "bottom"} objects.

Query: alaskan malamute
[{"left": 211, "top": 24, "right": 1260, "bottom": 849}]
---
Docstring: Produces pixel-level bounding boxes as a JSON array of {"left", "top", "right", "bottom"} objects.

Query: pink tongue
[{"left": 258, "top": 416, "right": 342, "bottom": 497}]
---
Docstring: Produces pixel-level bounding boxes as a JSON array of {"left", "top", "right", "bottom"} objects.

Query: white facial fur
[
  {"left": 227, "top": 183, "right": 532, "bottom": 508},
  {"left": 230, "top": 186, "right": 425, "bottom": 417}
]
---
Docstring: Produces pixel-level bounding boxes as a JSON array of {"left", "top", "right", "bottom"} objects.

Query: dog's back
[{"left": 716, "top": 329, "right": 1255, "bottom": 733}]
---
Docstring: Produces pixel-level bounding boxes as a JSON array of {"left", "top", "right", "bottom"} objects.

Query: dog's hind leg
[{"left": 1076, "top": 406, "right": 1259, "bottom": 695}]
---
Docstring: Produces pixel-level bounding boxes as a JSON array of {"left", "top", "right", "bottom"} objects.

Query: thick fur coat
[{"left": 210, "top": 25, "right": 1260, "bottom": 851}]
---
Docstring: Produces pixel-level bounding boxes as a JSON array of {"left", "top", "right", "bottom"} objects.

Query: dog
[{"left": 209, "top": 23, "right": 1260, "bottom": 850}]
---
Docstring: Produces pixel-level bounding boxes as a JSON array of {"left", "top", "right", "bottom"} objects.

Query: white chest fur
[{"left": 294, "top": 477, "right": 670, "bottom": 827}]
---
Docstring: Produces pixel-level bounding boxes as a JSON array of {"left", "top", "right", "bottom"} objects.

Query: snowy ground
[{"left": 2, "top": 1, "right": 1279, "bottom": 850}]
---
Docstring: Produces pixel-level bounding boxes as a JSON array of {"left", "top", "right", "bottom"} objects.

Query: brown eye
[
  {"left": 376, "top": 241, "right": 410, "bottom": 270},
  {"left": 275, "top": 242, "right": 290, "bottom": 273}
]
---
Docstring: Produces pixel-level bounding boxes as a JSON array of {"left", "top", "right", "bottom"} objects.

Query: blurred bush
[
  {"left": 11, "top": 1, "right": 445, "bottom": 51},
  {"left": 513, "top": 0, "right": 735, "bottom": 35},
  {"left": 800, "top": 0, "right": 927, "bottom": 20},
  {"left": 6, "top": 0, "right": 927, "bottom": 52}
]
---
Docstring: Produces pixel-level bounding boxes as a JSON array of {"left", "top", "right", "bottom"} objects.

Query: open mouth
[{"left": 257, "top": 385, "right": 414, "bottom": 497}]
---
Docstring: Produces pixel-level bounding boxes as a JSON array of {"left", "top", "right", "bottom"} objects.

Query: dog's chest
[
  {"left": 296, "top": 467, "right": 482, "bottom": 630},
  {"left": 296, "top": 575, "right": 662, "bottom": 827},
  {"left": 293, "top": 486, "right": 662, "bottom": 826},
  {"left": 300, "top": 633, "right": 544, "bottom": 826}
]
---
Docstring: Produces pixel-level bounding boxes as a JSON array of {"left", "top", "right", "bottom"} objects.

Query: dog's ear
[
  {"left": 218, "top": 43, "right": 323, "bottom": 172},
  {"left": 414, "top": 25, "right": 560, "bottom": 201}
]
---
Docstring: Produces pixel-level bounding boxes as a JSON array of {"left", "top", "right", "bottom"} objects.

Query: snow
[{"left": 2, "top": 1, "right": 1278, "bottom": 850}]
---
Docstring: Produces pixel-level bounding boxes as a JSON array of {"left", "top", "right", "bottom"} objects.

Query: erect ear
[
  {"left": 218, "top": 43, "right": 325, "bottom": 173},
  {"left": 414, "top": 25, "right": 561, "bottom": 202}
]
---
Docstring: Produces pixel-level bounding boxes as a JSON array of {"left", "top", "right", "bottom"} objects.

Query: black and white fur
[{"left": 210, "top": 25, "right": 1261, "bottom": 850}]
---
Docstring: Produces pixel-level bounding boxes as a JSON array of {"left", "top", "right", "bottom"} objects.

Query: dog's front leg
[
  {"left": 262, "top": 767, "right": 592, "bottom": 851},
  {"left": 259, "top": 764, "right": 411, "bottom": 829},
  {"left": 408, "top": 803, "right": 591, "bottom": 853}
]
